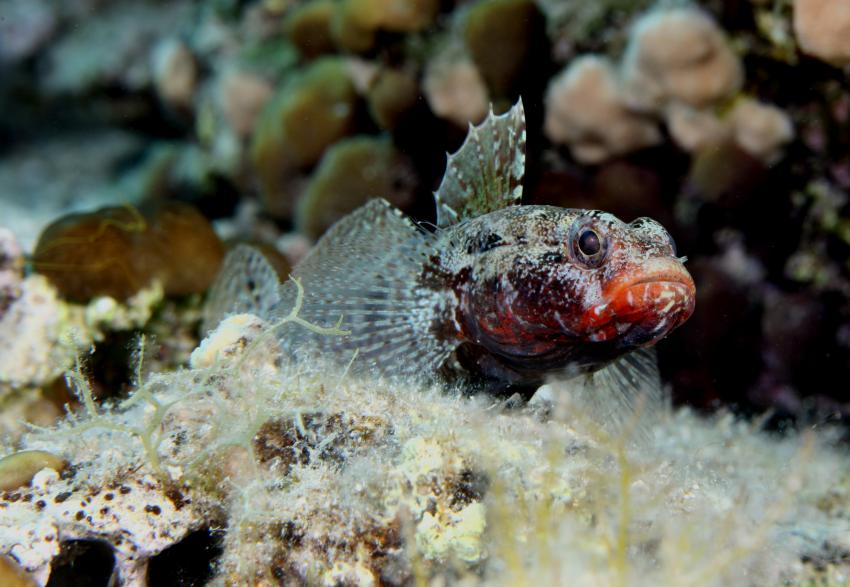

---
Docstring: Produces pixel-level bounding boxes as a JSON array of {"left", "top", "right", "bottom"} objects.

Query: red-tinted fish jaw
[{"left": 583, "top": 258, "right": 695, "bottom": 347}]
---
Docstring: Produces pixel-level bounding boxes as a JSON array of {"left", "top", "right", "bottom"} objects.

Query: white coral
[
  {"left": 793, "top": 0, "right": 850, "bottom": 66},
  {"left": 622, "top": 7, "right": 743, "bottom": 112},
  {"left": 729, "top": 98, "right": 795, "bottom": 165},
  {"left": 544, "top": 56, "right": 661, "bottom": 164},
  {"left": 424, "top": 53, "right": 490, "bottom": 128}
]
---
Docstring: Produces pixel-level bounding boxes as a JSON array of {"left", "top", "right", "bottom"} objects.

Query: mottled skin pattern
[{"left": 425, "top": 205, "right": 695, "bottom": 387}]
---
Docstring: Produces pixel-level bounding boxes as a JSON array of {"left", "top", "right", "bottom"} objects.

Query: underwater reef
[{"left": 1, "top": 0, "right": 850, "bottom": 585}]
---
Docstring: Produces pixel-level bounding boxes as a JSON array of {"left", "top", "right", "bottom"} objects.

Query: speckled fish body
[
  {"left": 204, "top": 101, "right": 695, "bottom": 412},
  {"left": 433, "top": 205, "right": 693, "bottom": 386}
]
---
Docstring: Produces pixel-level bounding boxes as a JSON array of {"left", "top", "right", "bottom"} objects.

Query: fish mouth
[{"left": 585, "top": 260, "right": 696, "bottom": 346}]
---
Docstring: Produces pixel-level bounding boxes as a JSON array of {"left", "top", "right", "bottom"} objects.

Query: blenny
[{"left": 204, "top": 101, "right": 695, "bottom": 414}]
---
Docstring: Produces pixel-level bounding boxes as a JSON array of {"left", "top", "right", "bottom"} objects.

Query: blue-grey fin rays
[
  {"left": 550, "top": 347, "right": 666, "bottom": 441},
  {"left": 201, "top": 244, "right": 283, "bottom": 334},
  {"left": 434, "top": 99, "right": 527, "bottom": 228},
  {"left": 277, "top": 198, "right": 459, "bottom": 381}
]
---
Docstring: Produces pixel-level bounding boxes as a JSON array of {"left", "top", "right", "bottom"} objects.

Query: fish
[{"left": 203, "top": 100, "right": 695, "bottom": 425}]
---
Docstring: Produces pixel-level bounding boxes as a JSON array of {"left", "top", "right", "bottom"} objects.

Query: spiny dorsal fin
[
  {"left": 275, "top": 199, "right": 459, "bottom": 381},
  {"left": 202, "top": 244, "right": 282, "bottom": 334},
  {"left": 434, "top": 99, "right": 526, "bottom": 228}
]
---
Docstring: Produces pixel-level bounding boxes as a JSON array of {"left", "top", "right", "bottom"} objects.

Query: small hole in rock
[
  {"left": 146, "top": 527, "right": 223, "bottom": 586},
  {"left": 46, "top": 539, "right": 115, "bottom": 587}
]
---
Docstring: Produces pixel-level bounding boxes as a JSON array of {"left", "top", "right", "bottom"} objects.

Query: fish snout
[{"left": 586, "top": 258, "right": 695, "bottom": 345}]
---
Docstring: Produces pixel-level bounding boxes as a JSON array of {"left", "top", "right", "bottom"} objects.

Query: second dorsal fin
[{"left": 434, "top": 99, "right": 526, "bottom": 228}]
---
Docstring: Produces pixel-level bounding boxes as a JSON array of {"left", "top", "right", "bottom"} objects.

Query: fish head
[{"left": 455, "top": 206, "right": 695, "bottom": 371}]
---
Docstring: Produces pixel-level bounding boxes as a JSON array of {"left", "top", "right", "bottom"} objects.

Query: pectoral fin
[
  {"left": 202, "top": 244, "right": 283, "bottom": 334},
  {"left": 547, "top": 348, "right": 667, "bottom": 442}
]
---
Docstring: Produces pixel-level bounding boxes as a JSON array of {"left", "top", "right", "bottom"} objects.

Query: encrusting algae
[{"left": 0, "top": 281, "right": 848, "bottom": 585}]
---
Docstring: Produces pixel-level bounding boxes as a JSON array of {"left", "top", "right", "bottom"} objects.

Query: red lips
[{"left": 583, "top": 259, "right": 696, "bottom": 345}]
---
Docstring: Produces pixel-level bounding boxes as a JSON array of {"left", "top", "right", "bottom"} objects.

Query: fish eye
[
  {"left": 578, "top": 229, "right": 601, "bottom": 256},
  {"left": 571, "top": 223, "right": 608, "bottom": 268}
]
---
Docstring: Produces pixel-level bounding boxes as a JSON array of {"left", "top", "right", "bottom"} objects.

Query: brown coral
[
  {"left": 463, "top": 0, "right": 544, "bottom": 97},
  {"left": 251, "top": 58, "right": 357, "bottom": 218},
  {"left": 33, "top": 202, "right": 223, "bottom": 302},
  {"left": 295, "top": 135, "right": 415, "bottom": 240}
]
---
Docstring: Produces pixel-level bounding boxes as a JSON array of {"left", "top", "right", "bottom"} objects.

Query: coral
[
  {"left": 217, "top": 69, "right": 274, "bottom": 139},
  {"left": 666, "top": 99, "right": 795, "bottom": 164},
  {"left": 793, "top": 0, "right": 850, "bottom": 66},
  {"left": 151, "top": 38, "right": 198, "bottom": 111},
  {"left": 0, "top": 294, "right": 847, "bottom": 585},
  {"left": 330, "top": 1, "right": 378, "bottom": 53},
  {"left": 686, "top": 140, "right": 767, "bottom": 202},
  {"left": 295, "top": 135, "right": 415, "bottom": 240},
  {"left": 541, "top": 7, "right": 790, "bottom": 166},
  {"left": 536, "top": 0, "right": 653, "bottom": 60},
  {"left": 285, "top": 0, "right": 336, "bottom": 59},
  {"left": 728, "top": 98, "right": 795, "bottom": 164},
  {"left": 143, "top": 203, "right": 225, "bottom": 297},
  {"left": 32, "top": 202, "right": 223, "bottom": 302},
  {"left": 0, "top": 131, "right": 145, "bottom": 253},
  {"left": 366, "top": 68, "right": 419, "bottom": 131},
  {"left": 622, "top": 7, "right": 743, "bottom": 112},
  {"left": 330, "top": 0, "right": 439, "bottom": 53},
  {"left": 424, "top": 50, "right": 490, "bottom": 127},
  {"left": 544, "top": 56, "right": 661, "bottom": 164},
  {"left": 343, "top": 0, "right": 439, "bottom": 34},
  {"left": 665, "top": 102, "right": 732, "bottom": 153},
  {"left": 250, "top": 58, "right": 357, "bottom": 217},
  {"left": 0, "top": 450, "right": 66, "bottom": 492},
  {"left": 463, "top": 0, "right": 543, "bottom": 97}
]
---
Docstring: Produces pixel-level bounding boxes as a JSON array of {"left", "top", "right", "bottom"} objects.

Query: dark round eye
[
  {"left": 578, "top": 229, "right": 601, "bottom": 256},
  {"left": 571, "top": 224, "right": 608, "bottom": 268}
]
